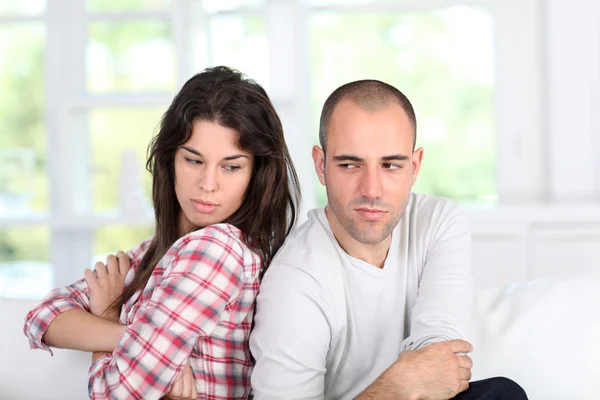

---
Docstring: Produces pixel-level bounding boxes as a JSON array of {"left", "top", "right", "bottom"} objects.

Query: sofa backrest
[{"left": 0, "top": 298, "right": 89, "bottom": 400}]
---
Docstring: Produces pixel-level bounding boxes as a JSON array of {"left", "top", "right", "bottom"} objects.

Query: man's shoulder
[
  {"left": 409, "top": 192, "right": 460, "bottom": 212},
  {"left": 405, "top": 193, "right": 470, "bottom": 244},
  {"left": 269, "top": 208, "right": 341, "bottom": 277},
  {"left": 407, "top": 193, "right": 465, "bottom": 223}
]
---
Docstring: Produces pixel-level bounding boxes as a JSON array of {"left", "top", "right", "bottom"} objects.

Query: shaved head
[{"left": 319, "top": 79, "right": 417, "bottom": 151}]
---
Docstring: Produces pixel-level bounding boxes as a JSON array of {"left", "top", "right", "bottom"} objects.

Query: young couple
[{"left": 24, "top": 66, "right": 527, "bottom": 400}]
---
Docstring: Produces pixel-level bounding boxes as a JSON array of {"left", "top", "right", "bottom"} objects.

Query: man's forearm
[
  {"left": 42, "top": 308, "right": 126, "bottom": 352},
  {"left": 357, "top": 378, "right": 415, "bottom": 400},
  {"left": 356, "top": 360, "right": 416, "bottom": 400}
]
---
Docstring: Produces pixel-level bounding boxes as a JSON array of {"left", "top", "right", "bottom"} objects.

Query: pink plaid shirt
[{"left": 23, "top": 223, "right": 262, "bottom": 399}]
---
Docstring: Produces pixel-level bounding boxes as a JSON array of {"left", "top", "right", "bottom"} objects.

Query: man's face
[{"left": 313, "top": 99, "right": 423, "bottom": 245}]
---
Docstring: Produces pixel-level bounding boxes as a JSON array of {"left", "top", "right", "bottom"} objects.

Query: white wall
[{"left": 470, "top": 0, "right": 600, "bottom": 288}]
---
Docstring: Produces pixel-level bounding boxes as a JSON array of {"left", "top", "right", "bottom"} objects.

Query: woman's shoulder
[
  {"left": 125, "top": 236, "right": 155, "bottom": 269},
  {"left": 171, "top": 224, "right": 262, "bottom": 277},
  {"left": 175, "top": 223, "right": 257, "bottom": 259},
  {"left": 179, "top": 223, "right": 241, "bottom": 243}
]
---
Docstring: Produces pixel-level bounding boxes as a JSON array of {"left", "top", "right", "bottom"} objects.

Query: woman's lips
[{"left": 192, "top": 200, "right": 218, "bottom": 214}]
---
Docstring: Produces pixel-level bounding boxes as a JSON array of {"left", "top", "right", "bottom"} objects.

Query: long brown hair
[{"left": 113, "top": 66, "right": 300, "bottom": 311}]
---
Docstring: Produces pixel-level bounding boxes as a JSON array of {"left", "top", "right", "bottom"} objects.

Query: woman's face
[{"left": 174, "top": 120, "right": 254, "bottom": 233}]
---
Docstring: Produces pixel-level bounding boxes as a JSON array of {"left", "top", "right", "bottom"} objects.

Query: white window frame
[{"left": 3, "top": 0, "right": 599, "bottom": 288}]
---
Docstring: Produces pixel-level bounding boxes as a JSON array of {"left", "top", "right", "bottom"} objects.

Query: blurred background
[{"left": 0, "top": 0, "right": 599, "bottom": 298}]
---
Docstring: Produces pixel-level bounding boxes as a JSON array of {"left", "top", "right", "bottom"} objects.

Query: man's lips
[{"left": 354, "top": 207, "right": 388, "bottom": 220}]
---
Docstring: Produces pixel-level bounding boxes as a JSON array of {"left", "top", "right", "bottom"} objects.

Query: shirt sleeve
[
  {"left": 401, "top": 202, "right": 474, "bottom": 351},
  {"left": 22, "top": 238, "right": 152, "bottom": 353},
  {"left": 250, "top": 263, "right": 331, "bottom": 400},
  {"left": 88, "top": 227, "right": 246, "bottom": 400}
]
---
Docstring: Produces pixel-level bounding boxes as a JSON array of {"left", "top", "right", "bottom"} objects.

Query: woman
[{"left": 23, "top": 66, "right": 300, "bottom": 399}]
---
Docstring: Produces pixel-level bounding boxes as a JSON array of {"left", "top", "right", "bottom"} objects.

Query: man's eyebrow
[
  {"left": 332, "top": 154, "right": 410, "bottom": 162},
  {"left": 381, "top": 154, "right": 410, "bottom": 161},
  {"left": 332, "top": 154, "right": 364, "bottom": 162}
]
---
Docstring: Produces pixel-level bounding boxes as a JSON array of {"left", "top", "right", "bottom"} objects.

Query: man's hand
[
  {"left": 358, "top": 339, "right": 473, "bottom": 400},
  {"left": 165, "top": 360, "right": 197, "bottom": 399},
  {"left": 84, "top": 251, "right": 131, "bottom": 322},
  {"left": 397, "top": 339, "right": 473, "bottom": 399}
]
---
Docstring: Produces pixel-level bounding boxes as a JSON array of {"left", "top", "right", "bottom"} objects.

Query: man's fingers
[
  {"left": 457, "top": 355, "right": 473, "bottom": 369},
  {"left": 94, "top": 262, "right": 107, "bottom": 279},
  {"left": 448, "top": 339, "right": 473, "bottom": 354},
  {"left": 459, "top": 379, "right": 470, "bottom": 394},
  {"left": 459, "top": 367, "right": 472, "bottom": 381},
  {"left": 116, "top": 251, "right": 131, "bottom": 275}
]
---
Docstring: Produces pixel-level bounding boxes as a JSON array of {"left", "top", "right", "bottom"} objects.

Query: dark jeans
[{"left": 452, "top": 377, "right": 528, "bottom": 400}]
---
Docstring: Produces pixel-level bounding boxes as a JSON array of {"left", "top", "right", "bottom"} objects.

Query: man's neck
[{"left": 325, "top": 206, "right": 392, "bottom": 269}]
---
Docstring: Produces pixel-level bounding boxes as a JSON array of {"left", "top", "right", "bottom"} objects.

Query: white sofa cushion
[
  {"left": 4, "top": 274, "right": 599, "bottom": 399},
  {"left": 470, "top": 273, "right": 600, "bottom": 400}
]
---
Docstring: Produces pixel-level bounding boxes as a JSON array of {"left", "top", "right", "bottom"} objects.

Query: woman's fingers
[{"left": 94, "top": 261, "right": 107, "bottom": 279}]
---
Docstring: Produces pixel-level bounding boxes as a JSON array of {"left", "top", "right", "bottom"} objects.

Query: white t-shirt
[{"left": 250, "top": 193, "right": 473, "bottom": 400}]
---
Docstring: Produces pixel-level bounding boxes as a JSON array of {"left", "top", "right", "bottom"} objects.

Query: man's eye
[
  {"left": 383, "top": 163, "right": 402, "bottom": 170},
  {"left": 340, "top": 164, "right": 358, "bottom": 170}
]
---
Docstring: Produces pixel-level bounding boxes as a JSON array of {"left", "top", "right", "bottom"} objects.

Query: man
[{"left": 250, "top": 79, "right": 527, "bottom": 399}]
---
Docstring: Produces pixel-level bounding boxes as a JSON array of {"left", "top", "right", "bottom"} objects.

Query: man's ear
[
  {"left": 411, "top": 147, "right": 423, "bottom": 186},
  {"left": 312, "top": 145, "right": 326, "bottom": 186}
]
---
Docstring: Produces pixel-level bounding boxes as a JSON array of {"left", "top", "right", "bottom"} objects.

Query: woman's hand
[
  {"left": 84, "top": 251, "right": 130, "bottom": 322},
  {"left": 165, "top": 360, "right": 198, "bottom": 399}
]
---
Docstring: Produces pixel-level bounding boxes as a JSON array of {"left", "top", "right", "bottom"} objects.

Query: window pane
[
  {"left": 0, "top": 0, "right": 45, "bottom": 15},
  {"left": 87, "top": 21, "right": 176, "bottom": 93},
  {"left": 0, "top": 24, "right": 47, "bottom": 215},
  {"left": 0, "top": 227, "right": 51, "bottom": 298},
  {"left": 209, "top": 16, "right": 269, "bottom": 90},
  {"left": 87, "top": 0, "right": 168, "bottom": 12},
  {"left": 309, "top": 0, "right": 396, "bottom": 4},
  {"left": 93, "top": 226, "right": 154, "bottom": 263},
  {"left": 90, "top": 107, "right": 164, "bottom": 212},
  {"left": 310, "top": 7, "right": 496, "bottom": 205},
  {"left": 202, "top": 0, "right": 265, "bottom": 13}
]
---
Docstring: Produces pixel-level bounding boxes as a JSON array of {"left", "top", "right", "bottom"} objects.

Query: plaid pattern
[{"left": 24, "top": 224, "right": 262, "bottom": 400}]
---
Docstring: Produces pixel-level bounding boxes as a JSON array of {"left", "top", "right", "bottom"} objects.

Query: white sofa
[
  {"left": 469, "top": 272, "right": 600, "bottom": 399},
  {"left": 2, "top": 274, "right": 599, "bottom": 400}
]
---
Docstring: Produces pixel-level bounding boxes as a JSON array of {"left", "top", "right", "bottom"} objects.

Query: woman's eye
[
  {"left": 185, "top": 157, "right": 201, "bottom": 165},
  {"left": 224, "top": 165, "right": 241, "bottom": 171}
]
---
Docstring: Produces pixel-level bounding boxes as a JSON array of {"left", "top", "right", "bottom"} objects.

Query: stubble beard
[{"left": 326, "top": 189, "right": 407, "bottom": 245}]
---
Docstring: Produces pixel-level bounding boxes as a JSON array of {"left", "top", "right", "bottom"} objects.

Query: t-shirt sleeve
[
  {"left": 401, "top": 201, "right": 474, "bottom": 351},
  {"left": 250, "top": 262, "right": 331, "bottom": 400}
]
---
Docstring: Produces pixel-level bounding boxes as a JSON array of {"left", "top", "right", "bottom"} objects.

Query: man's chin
[{"left": 347, "top": 225, "right": 387, "bottom": 244}]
